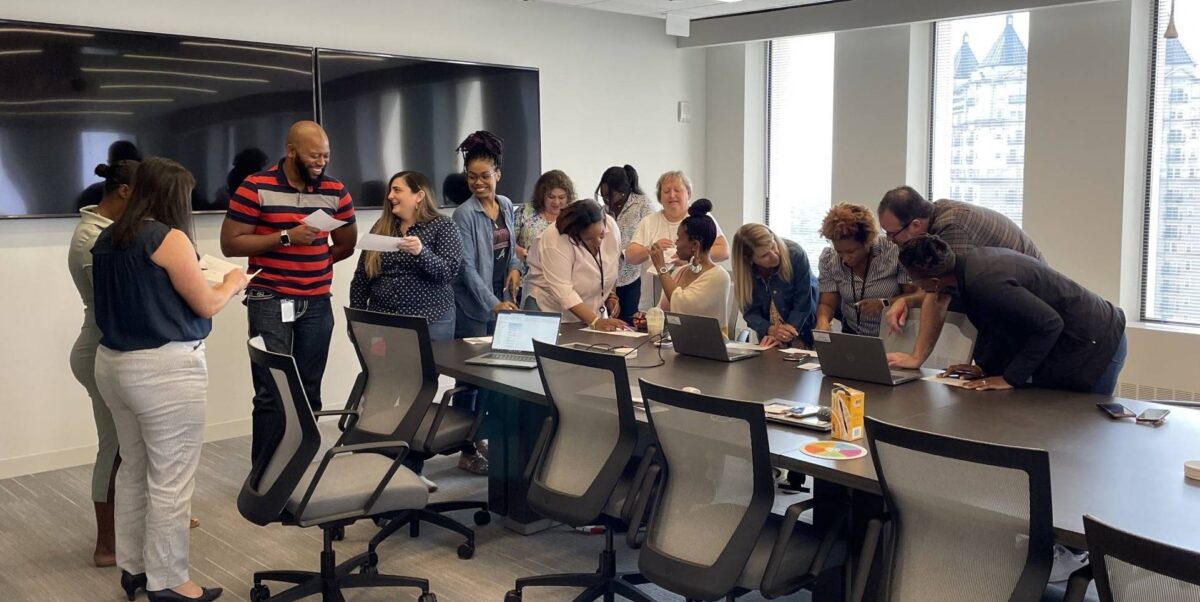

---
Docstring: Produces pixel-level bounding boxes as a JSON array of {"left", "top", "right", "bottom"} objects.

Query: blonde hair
[
  {"left": 731, "top": 223, "right": 793, "bottom": 312},
  {"left": 363, "top": 171, "right": 442, "bottom": 279},
  {"left": 820, "top": 202, "right": 879, "bottom": 246},
  {"left": 655, "top": 170, "right": 693, "bottom": 201}
]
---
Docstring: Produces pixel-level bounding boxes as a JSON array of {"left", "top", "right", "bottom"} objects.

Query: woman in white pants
[{"left": 92, "top": 157, "right": 248, "bottom": 602}]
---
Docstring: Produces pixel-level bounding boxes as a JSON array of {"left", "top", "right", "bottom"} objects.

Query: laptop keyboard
[{"left": 485, "top": 353, "right": 533, "bottom": 362}]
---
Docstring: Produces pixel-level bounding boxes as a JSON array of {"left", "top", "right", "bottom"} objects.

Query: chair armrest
[
  {"left": 761, "top": 498, "right": 822, "bottom": 598},
  {"left": 622, "top": 444, "right": 659, "bottom": 525},
  {"left": 314, "top": 409, "right": 358, "bottom": 418},
  {"left": 421, "top": 385, "right": 475, "bottom": 453},
  {"left": 522, "top": 416, "right": 555, "bottom": 483},
  {"left": 1062, "top": 565, "right": 1093, "bottom": 602},
  {"left": 338, "top": 372, "right": 367, "bottom": 431},
  {"left": 292, "top": 440, "right": 412, "bottom": 521},
  {"left": 626, "top": 463, "right": 662, "bottom": 550}
]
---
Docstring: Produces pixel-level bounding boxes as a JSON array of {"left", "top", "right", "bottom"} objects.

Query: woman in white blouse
[
  {"left": 650, "top": 198, "right": 731, "bottom": 332},
  {"left": 523, "top": 200, "right": 629, "bottom": 331},
  {"left": 624, "top": 170, "right": 730, "bottom": 269}
]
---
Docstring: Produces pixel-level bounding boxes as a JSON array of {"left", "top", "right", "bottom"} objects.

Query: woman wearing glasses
[
  {"left": 522, "top": 200, "right": 628, "bottom": 332},
  {"left": 814, "top": 202, "right": 915, "bottom": 337}
]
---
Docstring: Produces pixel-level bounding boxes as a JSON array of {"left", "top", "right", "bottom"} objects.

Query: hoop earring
[{"left": 689, "top": 255, "right": 702, "bottom": 274}]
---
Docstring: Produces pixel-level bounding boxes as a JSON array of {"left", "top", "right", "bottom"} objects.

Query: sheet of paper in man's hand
[
  {"left": 357, "top": 233, "right": 405, "bottom": 252},
  {"left": 199, "top": 254, "right": 245, "bottom": 284},
  {"left": 301, "top": 210, "right": 347, "bottom": 231}
]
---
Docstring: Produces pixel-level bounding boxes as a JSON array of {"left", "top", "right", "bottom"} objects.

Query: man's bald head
[{"left": 285, "top": 120, "right": 330, "bottom": 185}]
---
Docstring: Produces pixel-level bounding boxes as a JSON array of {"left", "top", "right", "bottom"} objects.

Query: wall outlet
[{"left": 678, "top": 100, "right": 691, "bottom": 123}]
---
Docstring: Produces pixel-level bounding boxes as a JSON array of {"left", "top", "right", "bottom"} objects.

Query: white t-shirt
[
  {"left": 630, "top": 211, "right": 725, "bottom": 272},
  {"left": 659, "top": 266, "right": 732, "bottom": 332}
]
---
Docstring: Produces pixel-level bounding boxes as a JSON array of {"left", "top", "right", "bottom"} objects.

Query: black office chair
[
  {"left": 338, "top": 307, "right": 490, "bottom": 563},
  {"left": 853, "top": 416, "right": 1055, "bottom": 602},
  {"left": 1064, "top": 515, "right": 1200, "bottom": 602},
  {"left": 504, "top": 340, "right": 657, "bottom": 602},
  {"left": 238, "top": 338, "right": 436, "bottom": 602},
  {"left": 633, "top": 380, "right": 845, "bottom": 601}
]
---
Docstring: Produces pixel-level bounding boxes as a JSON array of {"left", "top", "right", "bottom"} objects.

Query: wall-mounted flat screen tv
[
  {"left": 0, "top": 21, "right": 315, "bottom": 218},
  {"left": 317, "top": 49, "right": 541, "bottom": 209}
]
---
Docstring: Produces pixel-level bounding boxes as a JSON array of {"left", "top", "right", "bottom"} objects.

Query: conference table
[{"left": 431, "top": 325, "right": 1200, "bottom": 554}]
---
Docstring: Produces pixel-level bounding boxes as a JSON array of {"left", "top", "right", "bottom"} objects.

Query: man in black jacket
[{"left": 897, "top": 234, "right": 1127, "bottom": 394}]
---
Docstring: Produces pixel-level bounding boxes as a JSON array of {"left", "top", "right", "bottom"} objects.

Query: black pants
[{"left": 615, "top": 278, "right": 642, "bottom": 324}]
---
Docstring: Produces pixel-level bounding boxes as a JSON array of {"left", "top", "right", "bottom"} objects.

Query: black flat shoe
[
  {"left": 146, "top": 587, "right": 223, "bottom": 602},
  {"left": 121, "top": 571, "right": 147, "bottom": 601}
]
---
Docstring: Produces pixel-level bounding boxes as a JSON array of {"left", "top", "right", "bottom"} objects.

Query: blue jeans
[
  {"left": 1090, "top": 333, "right": 1128, "bottom": 396},
  {"left": 428, "top": 311, "right": 455, "bottom": 342},
  {"left": 615, "top": 278, "right": 642, "bottom": 324},
  {"left": 246, "top": 291, "right": 334, "bottom": 464}
]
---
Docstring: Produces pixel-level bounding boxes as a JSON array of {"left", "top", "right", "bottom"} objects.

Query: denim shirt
[
  {"left": 452, "top": 194, "right": 521, "bottom": 322},
  {"left": 744, "top": 239, "right": 819, "bottom": 347}
]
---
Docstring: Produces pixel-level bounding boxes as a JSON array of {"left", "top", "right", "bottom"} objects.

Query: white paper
[
  {"left": 579, "top": 328, "right": 646, "bottom": 338},
  {"left": 464, "top": 336, "right": 493, "bottom": 344},
  {"left": 726, "top": 341, "right": 766, "bottom": 351},
  {"left": 357, "top": 233, "right": 404, "bottom": 252},
  {"left": 921, "top": 374, "right": 974, "bottom": 388},
  {"left": 779, "top": 348, "right": 818, "bottom": 357},
  {"left": 199, "top": 254, "right": 244, "bottom": 284},
  {"left": 797, "top": 362, "right": 822, "bottom": 371},
  {"left": 302, "top": 211, "right": 348, "bottom": 231}
]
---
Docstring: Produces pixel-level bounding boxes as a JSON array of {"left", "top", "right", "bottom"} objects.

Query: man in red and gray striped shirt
[{"left": 220, "top": 120, "right": 357, "bottom": 463}]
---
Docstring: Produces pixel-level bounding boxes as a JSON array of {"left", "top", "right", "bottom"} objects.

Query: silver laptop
[
  {"left": 811, "top": 330, "right": 921, "bottom": 386},
  {"left": 465, "top": 311, "right": 561, "bottom": 369},
  {"left": 665, "top": 313, "right": 759, "bottom": 363}
]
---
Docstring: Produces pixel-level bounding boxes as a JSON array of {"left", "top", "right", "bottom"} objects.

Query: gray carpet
[{"left": 0, "top": 424, "right": 808, "bottom": 601}]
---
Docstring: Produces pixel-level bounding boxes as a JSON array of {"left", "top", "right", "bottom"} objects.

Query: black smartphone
[
  {"left": 1136, "top": 408, "right": 1170, "bottom": 425},
  {"left": 1097, "top": 402, "right": 1135, "bottom": 419}
]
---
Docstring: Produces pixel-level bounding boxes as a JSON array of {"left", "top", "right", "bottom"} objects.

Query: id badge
[{"left": 281, "top": 299, "right": 296, "bottom": 323}]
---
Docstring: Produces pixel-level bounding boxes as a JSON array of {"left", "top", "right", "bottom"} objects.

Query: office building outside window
[
  {"left": 766, "top": 34, "right": 835, "bottom": 262},
  {"left": 1145, "top": 0, "right": 1200, "bottom": 326},
  {"left": 931, "top": 13, "right": 1030, "bottom": 226}
]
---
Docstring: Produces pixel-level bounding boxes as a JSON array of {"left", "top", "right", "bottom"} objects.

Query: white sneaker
[
  {"left": 419, "top": 475, "right": 438, "bottom": 493},
  {"left": 1049, "top": 543, "right": 1088, "bottom": 583}
]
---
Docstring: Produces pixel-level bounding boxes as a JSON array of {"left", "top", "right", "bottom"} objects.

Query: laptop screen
[{"left": 491, "top": 312, "right": 561, "bottom": 353}]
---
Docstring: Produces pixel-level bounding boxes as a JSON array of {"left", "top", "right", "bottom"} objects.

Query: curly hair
[
  {"left": 456, "top": 130, "right": 504, "bottom": 170},
  {"left": 530, "top": 169, "right": 577, "bottom": 212},
  {"left": 898, "top": 234, "right": 957, "bottom": 278},
  {"left": 819, "top": 202, "right": 879, "bottom": 245}
]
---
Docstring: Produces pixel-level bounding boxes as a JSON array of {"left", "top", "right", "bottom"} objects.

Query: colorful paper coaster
[{"left": 800, "top": 440, "right": 868, "bottom": 460}]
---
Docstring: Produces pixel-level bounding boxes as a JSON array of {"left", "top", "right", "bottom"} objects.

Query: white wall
[
  {"left": 704, "top": 42, "right": 767, "bottom": 236},
  {"left": 0, "top": 0, "right": 707, "bottom": 478}
]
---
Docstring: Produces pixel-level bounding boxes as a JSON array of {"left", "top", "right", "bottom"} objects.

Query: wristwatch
[
  {"left": 880, "top": 297, "right": 891, "bottom": 308},
  {"left": 280, "top": 230, "right": 291, "bottom": 247},
  {"left": 658, "top": 265, "right": 670, "bottom": 274}
]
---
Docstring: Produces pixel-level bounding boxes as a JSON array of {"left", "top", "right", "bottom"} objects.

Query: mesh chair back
[
  {"left": 881, "top": 309, "right": 977, "bottom": 368},
  {"left": 238, "top": 338, "right": 321, "bottom": 526},
  {"left": 865, "top": 417, "right": 1053, "bottom": 602},
  {"left": 527, "top": 340, "right": 639, "bottom": 525},
  {"left": 1084, "top": 515, "right": 1200, "bottom": 602},
  {"left": 637, "top": 380, "right": 774, "bottom": 601},
  {"left": 341, "top": 308, "right": 438, "bottom": 445}
]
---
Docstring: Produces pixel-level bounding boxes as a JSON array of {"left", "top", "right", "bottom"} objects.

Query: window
[
  {"left": 766, "top": 34, "right": 835, "bottom": 262},
  {"left": 930, "top": 13, "right": 1030, "bottom": 226},
  {"left": 1144, "top": 0, "right": 1200, "bottom": 326}
]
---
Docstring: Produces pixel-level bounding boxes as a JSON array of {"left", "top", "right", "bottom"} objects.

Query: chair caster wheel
[
  {"left": 249, "top": 584, "right": 270, "bottom": 602},
  {"left": 504, "top": 589, "right": 522, "bottom": 602},
  {"left": 418, "top": 592, "right": 437, "bottom": 602},
  {"left": 473, "top": 510, "right": 491, "bottom": 526},
  {"left": 457, "top": 542, "right": 475, "bottom": 559},
  {"left": 373, "top": 516, "right": 389, "bottom": 528},
  {"left": 331, "top": 526, "right": 345, "bottom": 541}
]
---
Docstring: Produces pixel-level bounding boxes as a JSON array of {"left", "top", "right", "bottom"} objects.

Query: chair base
[
  {"left": 251, "top": 525, "right": 435, "bottom": 602},
  {"left": 506, "top": 529, "right": 655, "bottom": 602},
  {"left": 372, "top": 500, "right": 490, "bottom": 560}
]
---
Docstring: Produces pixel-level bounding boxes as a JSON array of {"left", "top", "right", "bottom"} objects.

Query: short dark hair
[
  {"left": 681, "top": 198, "right": 718, "bottom": 252},
  {"left": 878, "top": 186, "right": 933, "bottom": 224},
  {"left": 531, "top": 170, "right": 577, "bottom": 212},
  {"left": 555, "top": 199, "right": 605, "bottom": 243},
  {"left": 457, "top": 130, "right": 504, "bottom": 170},
  {"left": 897, "top": 234, "right": 957, "bottom": 279}
]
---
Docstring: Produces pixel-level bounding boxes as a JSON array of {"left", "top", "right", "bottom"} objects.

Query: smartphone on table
[
  {"left": 1096, "top": 402, "right": 1135, "bottom": 419},
  {"left": 1136, "top": 408, "right": 1170, "bottom": 426}
]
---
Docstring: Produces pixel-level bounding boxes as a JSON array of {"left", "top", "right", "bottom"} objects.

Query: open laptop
[
  {"left": 665, "top": 312, "right": 760, "bottom": 363},
  {"left": 811, "top": 330, "right": 921, "bottom": 386},
  {"left": 465, "top": 311, "right": 562, "bottom": 369}
]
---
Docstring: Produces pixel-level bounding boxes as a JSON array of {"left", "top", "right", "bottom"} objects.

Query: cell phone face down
[
  {"left": 1097, "top": 402, "right": 1134, "bottom": 419},
  {"left": 1137, "top": 408, "right": 1170, "bottom": 424}
]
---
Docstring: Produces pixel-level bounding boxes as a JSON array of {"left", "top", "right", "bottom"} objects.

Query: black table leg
[{"left": 481, "top": 388, "right": 554, "bottom": 534}]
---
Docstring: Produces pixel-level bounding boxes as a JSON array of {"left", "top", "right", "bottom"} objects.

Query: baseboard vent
[{"left": 1118, "top": 382, "right": 1200, "bottom": 402}]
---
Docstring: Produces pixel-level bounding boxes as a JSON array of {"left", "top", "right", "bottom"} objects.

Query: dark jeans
[
  {"left": 615, "top": 278, "right": 642, "bottom": 324},
  {"left": 452, "top": 304, "right": 494, "bottom": 457},
  {"left": 247, "top": 291, "right": 334, "bottom": 464},
  {"left": 428, "top": 311, "right": 455, "bottom": 342},
  {"left": 1090, "top": 333, "right": 1128, "bottom": 396}
]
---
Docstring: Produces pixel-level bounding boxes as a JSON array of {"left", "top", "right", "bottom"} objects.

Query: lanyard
[{"left": 843, "top": 250, "right": 872, "bottom": 328}]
